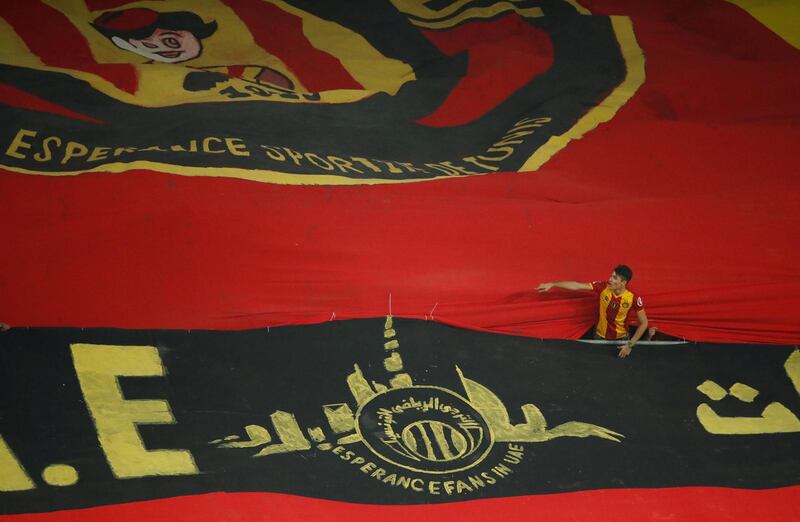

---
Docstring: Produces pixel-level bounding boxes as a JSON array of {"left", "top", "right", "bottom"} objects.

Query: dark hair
[
  {"left": 92, "top": 9, "right": 217, "bottom": 41},
  {"left": 614, "top": 264, "right": 633, "bottom": 283}
]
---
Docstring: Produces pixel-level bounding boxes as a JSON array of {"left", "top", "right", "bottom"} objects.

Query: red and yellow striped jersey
[{"left": 591, "top": 281, "right": 644, "bottom": 340}]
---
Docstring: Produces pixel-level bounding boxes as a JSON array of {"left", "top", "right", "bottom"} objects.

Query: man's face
[
  {"left": 608, "top": 271, "right": 627, "bottom": 292},
  {"left": 115, "top": 28, "right": 201, "bottom": 63}
]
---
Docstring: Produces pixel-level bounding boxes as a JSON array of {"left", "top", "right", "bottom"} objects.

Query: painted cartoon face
[{"left": 112, "top": 28, "right": 201, "bottom": 63}]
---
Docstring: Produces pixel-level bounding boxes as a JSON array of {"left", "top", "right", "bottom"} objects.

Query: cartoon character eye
[
  {"left": 141, "top": 41, "right": 158, "bottom": 49},
  {"left": 162, "top": 37, "right": 181, "bottom": 49}
]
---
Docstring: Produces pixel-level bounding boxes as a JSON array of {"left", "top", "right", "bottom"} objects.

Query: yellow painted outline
[
  {"left": 409, "top": 4, "right": 543, "bottom": 29},
  {"left": 2, "top": 12, "right": 644, "bottom": 185},
  {"left": 354, "top": 385, "right": 495, "bottom": 474},
  {"left": 563, "top": 0, "right": 591, "bottom": 16},
  {"left": 725, "top": 0, "right": 800, "bottom": 50},
  {"left": 0, "top": 161, "right": 448, "bottom": 185},
  {"left": 520, "top": 16, "right": 645, "bottom": 171},
  {"left": 392, "top": 0, "right": 482, "bottom": 20}
]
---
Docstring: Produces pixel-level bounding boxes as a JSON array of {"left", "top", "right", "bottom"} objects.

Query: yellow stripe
[
  {"left": 0, "top": 17, "right": 42, "bottom": 67},
  {"left": 430, "top": 423, "right": 455, "bottom": 459},
  {"left": 520, "top": 16, "right": 645, "bottom": 172},
  {"left": 0, "top": 161, "right": 486, "bottom": 186},
  {"left": 725, "top": 0, "right": 800, "bottom": 50},
  {"left": 394, "top": 0, "right": 586, "bottom": 20},
  {"left": 273, "top": 0, "right": 415, "bottom": 96},
  {"left": 596, "top": 288, "right": 610, "bottom": 336},
  {"left": 563, "top": 0, "right": 592, "bottom": 15},
  {"left": 613, "top": 293, "right": 631, "bottom": 338},
  {"left": 409, "top": 4, "right": 543, "bottom": 29}
]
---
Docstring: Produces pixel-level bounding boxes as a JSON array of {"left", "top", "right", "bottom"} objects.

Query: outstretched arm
[{"left": 537, "top": 281, "right": 593, "bottom": 292}]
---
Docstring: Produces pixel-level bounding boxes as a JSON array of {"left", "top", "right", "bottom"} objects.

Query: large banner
[
  {"left": 1, "top": 0, "right": 797, "bottom": 343},
  {"left": 2, "top": 319, "right": 800, "bottom": 515},
  {"left": 0, "top": 0, "right": 641, "bottom": 183},
  {"left": 0, "top": 0, "right": 800, "bottom": 343},
  {"left": 2, "top": 1, "right": 800, "bottom": 520}
]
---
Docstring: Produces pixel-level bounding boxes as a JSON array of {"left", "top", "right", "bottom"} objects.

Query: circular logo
[{"left": 355, "top": 386, "right": 493, "bottom": 474}]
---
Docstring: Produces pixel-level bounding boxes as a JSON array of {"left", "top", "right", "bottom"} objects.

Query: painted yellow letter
[
  {"left": 71, "top": 344, "right": 198, "bottom": 479},
  {"left": 5, "top": 129, "right": 36, "bottom": 159}
]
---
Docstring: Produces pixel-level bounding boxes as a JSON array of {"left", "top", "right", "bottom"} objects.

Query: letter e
[{"left": 71, "top": 344, "right": 198, "bottom": 479}]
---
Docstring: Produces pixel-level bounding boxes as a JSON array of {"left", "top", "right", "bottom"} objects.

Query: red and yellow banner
[
  {"left": 1, "top": 0, "right": 798, "bottom": 344},
  {"left": 1, "top": 1, "right": 800, "bottom": 519}
]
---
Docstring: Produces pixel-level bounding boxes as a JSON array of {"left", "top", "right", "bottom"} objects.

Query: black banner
[{"left": 2, "top": 318, "right": 799, "bottom": 514}]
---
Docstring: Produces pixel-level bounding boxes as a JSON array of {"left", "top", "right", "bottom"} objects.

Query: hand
[
  {"left": 0, "top": 323, "right": 9, "bottom": 332},
  {"left": 617, "top": 342, "right": 633, "bottom": 358},
  {"left": 536, "top": 282, "right": 554, "bottom": 292}
]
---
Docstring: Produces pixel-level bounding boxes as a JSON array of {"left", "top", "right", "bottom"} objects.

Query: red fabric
[
  {"left": 2, "top": 486, "right": 799, "bottom": 522},
  {"left": 1, "top": 0, "right": 799, "bottom": 344},
  {"left": 0, "top": 1, "right": 138, "bottom": 94},
  {"left": 417, "top": 15, "right": 554, "bottom": 127},
  {"left": 0, "top": 83, "right": 103, "bottom": 124},
  {"left": 93, "top": 8, "right": 159, "bottom": 32},
  {"left": 220, "top": 0, "right": 361, "bottom": 92},
  {"left": 226, "top": 65, "right": 245, "bottom": 78}
]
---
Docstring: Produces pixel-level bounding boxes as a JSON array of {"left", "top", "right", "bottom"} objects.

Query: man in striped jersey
[{"left": 537, "top": 265, "right": 649, "bottom": 358}]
